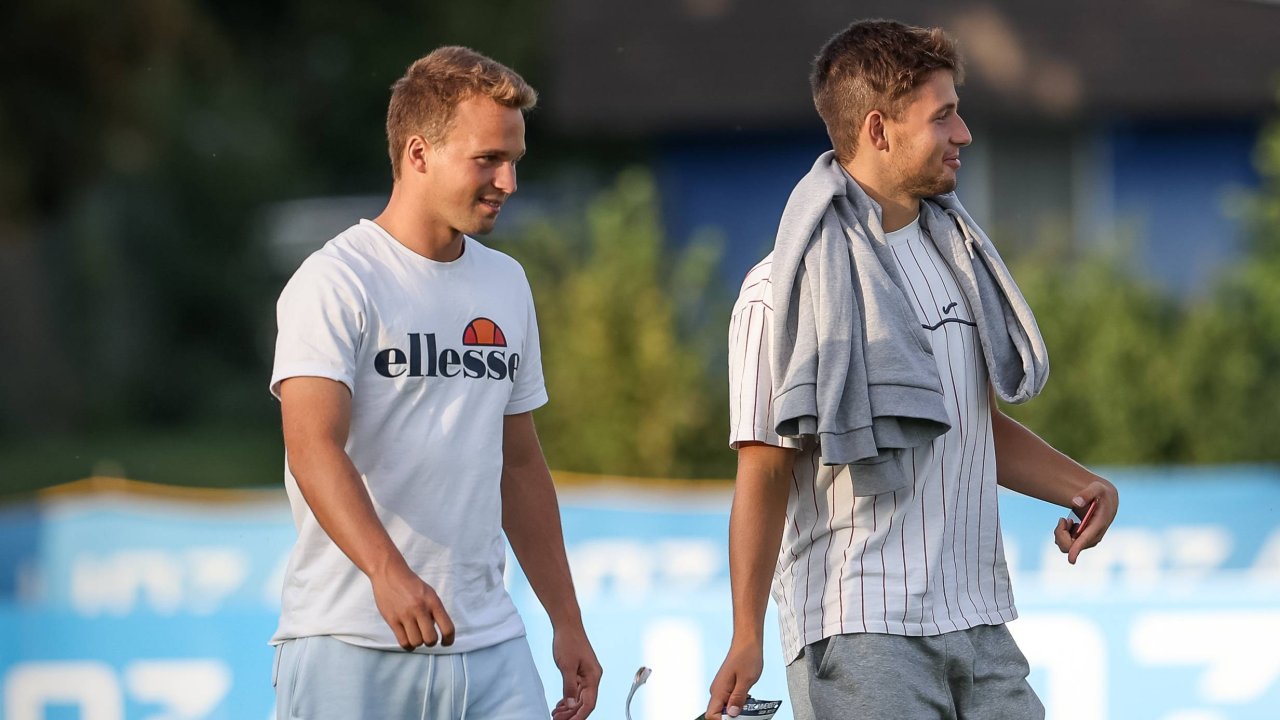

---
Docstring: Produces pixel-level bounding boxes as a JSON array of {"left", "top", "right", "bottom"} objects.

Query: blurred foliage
[
  {"left": 1168, "top": 104, "right": 1280, "bottom": 462},
  {"left": 0, "top": 0, "right": 549, "bottom": 439},
  {"left": 499, "top": 169, "right": 735, "bottom": 478},
  {"left": 1002, "top": 102, "right": 1280, "bottom": 463},
  {"left": 2, "top": 1, "right": 1279, "bottom": 491},
  {"left": 0, "top": 425, "right": 283, "bottom": 497},
  {"left": 1003, "top": 240, "right": 1187, "bottom": 462}
]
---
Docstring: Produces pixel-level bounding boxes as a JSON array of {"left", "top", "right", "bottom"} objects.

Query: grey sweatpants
[{"left": 785, "top": 624, "right": 1044, "bottom": 720}]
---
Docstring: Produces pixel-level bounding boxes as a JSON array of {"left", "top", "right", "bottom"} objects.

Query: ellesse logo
[
  {"left": 463, "top": 317, "right": 506, "bottom": 347},
  {"left": 374, "top": 318, "right": 521, "bottom": 382}
]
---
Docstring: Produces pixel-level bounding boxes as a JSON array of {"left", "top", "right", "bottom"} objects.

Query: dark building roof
[{"left": 547, "top": 0, "right": 1280, "bottom": 133}]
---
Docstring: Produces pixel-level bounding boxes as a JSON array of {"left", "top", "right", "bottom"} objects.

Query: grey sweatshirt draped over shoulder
[{"left": 770, "top": 151, "right": 1049, "bottom": 496}]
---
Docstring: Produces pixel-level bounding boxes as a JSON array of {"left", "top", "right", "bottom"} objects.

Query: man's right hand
[
  {"left": 370, "top": 560, "right": 455, "bottom": 651},
  {"left": 704, "top": 641, "right": 763, "bottom": 719}
]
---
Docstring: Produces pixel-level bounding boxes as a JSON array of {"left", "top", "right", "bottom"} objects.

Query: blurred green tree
[
  {"left": 1002, "top": 238, "right": 1184, "bottom": 464},
  {"left": 0, "top": 0, "right": 548, "bottom": 462},
  {"left": 501, "top": 169, "right": 734, "bottom": 478},
  {"left": 3, "top": 0, "right": 555, "bottom": 486},
  {"left": 1165, "top": 106, "right": 1280, "bottom": 462},
  {"left": 1002, "top": 99, "right": 1280, "bottom": 465}
]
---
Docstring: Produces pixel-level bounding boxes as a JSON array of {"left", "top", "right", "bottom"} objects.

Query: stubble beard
[
  {"left": 897, "top": 162, "right": 957, "bottom": 199},
  {"left": 891, "top": 135, "right": 958, "bottom": 199},
  {"left": 458, "top": 206, "right": 499, "bottom": 237}
]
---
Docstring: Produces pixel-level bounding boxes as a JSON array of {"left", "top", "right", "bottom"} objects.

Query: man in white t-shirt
[
  {"left": 705, "top": 20, "right": 1119, "bottom": 720},
  {"left": 270, "top": 46, "right": 600, "bottom": 720}
]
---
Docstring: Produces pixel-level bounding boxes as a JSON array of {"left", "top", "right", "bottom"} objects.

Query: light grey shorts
[
  {"left": 273, "top": 635, "right": 548, "bottom": 720},
  {"left": 785, "top": 624, "right": 1044, "bottom": 720}
]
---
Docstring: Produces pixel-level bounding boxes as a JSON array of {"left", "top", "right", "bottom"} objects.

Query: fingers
[
  {"left": 1054, "top": 516, "right": 1086, "bottom": 564},
  {"left": 706, "top": 671, "right": 752, "bottom": 718},
  {"left": 706, "top": 645, "right": 764, "bottom": 720},
  {"left": 1067, "top": 532, "right": 1084, "bottom": 565},
  {"left": 554, "top": 653, "right": 600, "bottom": 720},
  {"left": 554, "top": 678, "right": 589, "bottom": 720},
  {"left": 416, "top": 613, "right": 438, "bottom": 648},
  {"left": 725, "top": 680, "right": 751, "bottom": 717},
  {"left": 402, "top": 594, "right": 452, "bottom": 649},
  {"left": 561, "top": 665, "right": 577, "bottom": 705},
  {"left": 1067, "top": 512, "right": 1104, "bottom": 564},
  {"left": 433, "top": 598, "right": 456, "bottom": 647},
  {"left": 705, "top": 686, "right": 729, "bottom": 719},
  {"left": 574, "top": 659, "right": 602, "bottom": 720},
  {"left": 705, "top": 667, "right": 733, "bottom": 719},
  {"left": 1057, "top": 479, "right": 1120, "bottom": 565},
  {"left": 414, "top": 588, "right": 454, "bottom": 647},
  {"left": 551, "top": 697, "right": 576, "bottom": 720},
  {"left": 373, "top": 573, "right": 454, "bottom": 651},
  {"left": 390, "top": 622, "right": 413, "bottom": 652},
  {"left": 570, "top": 682, "right": 597, "bottom": 720},
  {"left": 553, "top": 684, "right": 579, "bottom": 720},
  {"left": 402, "top": 619, "right": 425, "bottom": 650},
  {"left": 1054, "top": 517, "right": 1073, "bottom": 553}
]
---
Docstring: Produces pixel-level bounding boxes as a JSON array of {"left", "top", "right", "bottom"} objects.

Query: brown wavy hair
[
  {"left": 811, "top": 20, "right": 964, "bottom": 163},
  {"left": 386, "top": 46, "right": 537, "bottom": 178}
]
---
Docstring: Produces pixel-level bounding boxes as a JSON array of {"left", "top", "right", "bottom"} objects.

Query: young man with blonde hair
[
  {"left": 706, "top": 20, "right": 1118, "bottom": 720},
  {"left": 270, "top": 46, "right": 600, "bottom": 720}
]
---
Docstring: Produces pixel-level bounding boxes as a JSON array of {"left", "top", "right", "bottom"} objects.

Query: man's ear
[
  {"left": 404, "top": 135, "right": 432, "bottom": 175},
  {"left": 865, "top": 111, "right": 890, "bottom": 152}
]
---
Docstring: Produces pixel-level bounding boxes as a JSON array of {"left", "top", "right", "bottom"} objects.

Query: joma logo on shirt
[{"left": 374, "top": 318, "right": 520, "bottom": 382}]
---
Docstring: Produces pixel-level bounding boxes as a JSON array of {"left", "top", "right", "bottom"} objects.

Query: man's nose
[
  {"left": 953, "top": 113, "right": 973, "bottom": 147},
  {"left": 494, "top": 162, "right": 517, "bottom": 194}
]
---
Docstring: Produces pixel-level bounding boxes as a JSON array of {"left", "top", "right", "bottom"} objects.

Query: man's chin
[
  {"left": 461, "top": 219, "right": 498, "bottom": 237},
  {"left": 908, "top": 175, "right": 958, "bottom": 199}
]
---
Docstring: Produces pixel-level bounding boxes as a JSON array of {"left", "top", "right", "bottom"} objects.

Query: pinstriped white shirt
[{"left": 728, "top": 217, "right": 1016, "bottom": 663}]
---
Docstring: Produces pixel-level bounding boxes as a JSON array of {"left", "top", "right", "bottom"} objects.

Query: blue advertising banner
[{"left": 1, "top": 468, "right": 1277, "bottom": 719}]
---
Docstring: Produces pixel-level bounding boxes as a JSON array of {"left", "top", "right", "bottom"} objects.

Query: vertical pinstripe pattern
[{"left": 727, "top": 230, "right": 1016, "bottom": 664}]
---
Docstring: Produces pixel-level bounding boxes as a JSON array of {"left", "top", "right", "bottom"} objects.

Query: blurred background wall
[{"left": 1, "top": 0, "right": 1278, "bottom": 718}]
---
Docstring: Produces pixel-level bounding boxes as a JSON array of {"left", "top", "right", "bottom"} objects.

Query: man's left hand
[
  {"left": 1054, "top": 478, "right": 1119, "bottom": 564},
  {"left": 551, "top": 627, "right": 601, "bottom": 720}
]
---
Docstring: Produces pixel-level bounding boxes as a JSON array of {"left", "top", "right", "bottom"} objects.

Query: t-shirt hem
[
  {"left": 782, "top": 605, "right": 1019, "bottom": 663},
  {"left": 270, "top": 616, "right": 528, "bottom": 655},
  {"left": 270, "top": 366, "right": 355, "bottom": 400},
  {"left": 504, "top": 389, "right": 549, "bottom": 415},
  {"left": 729, "top": 427, "right": 804, "bottom": 450}
]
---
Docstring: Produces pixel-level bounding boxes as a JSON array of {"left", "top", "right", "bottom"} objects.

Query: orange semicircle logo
[{"left": 462, "top": 317, "right": 507, "bottom": 347}]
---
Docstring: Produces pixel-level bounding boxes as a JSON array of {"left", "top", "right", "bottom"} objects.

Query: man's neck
[
  {"left": 373, "top": 184, "right": 465, "bottom": 262},
  {"left": 841, "top": 159, "right": 921, "bottom": 233}
]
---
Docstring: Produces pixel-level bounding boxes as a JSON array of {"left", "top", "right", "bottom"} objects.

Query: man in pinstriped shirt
[{"left": 704, "top": 19, "right": 1119, "bottom": 720}]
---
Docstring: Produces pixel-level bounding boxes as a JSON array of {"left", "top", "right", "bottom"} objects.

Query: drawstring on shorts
[
  {"left": 460, "top": 654, "right": 471, "bottom": 720},
  {"left": 420, "top": 654, "right": 437, "bottom": 720}
]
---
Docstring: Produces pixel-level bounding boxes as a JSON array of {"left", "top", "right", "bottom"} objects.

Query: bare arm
[
  {"left": 279, "top": 376, "right": 454, "bottom": 649},
  {"left": 501, "top": 412, "right": 600, "bottom": 720},
  {"left": 705, "top": 442, "right": 795, "bottom": 719},
  {"left": 990, "top": 387, "right": 1119, "bottom": 564}
]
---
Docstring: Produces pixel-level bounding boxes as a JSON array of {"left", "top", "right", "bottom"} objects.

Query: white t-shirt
[
  {"left": 269, "top": 219, "right": 548, "bottom": 654},
  {"left": 728, "top": 216, "right": 1015, "bottom": 663}
]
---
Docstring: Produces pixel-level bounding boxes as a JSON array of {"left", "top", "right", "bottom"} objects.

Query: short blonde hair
[
  {"left": 386, "top": 46, "right": 537, "bottom": 178},
  {"left": 811, "top": 20, "right": 964, "bottom": 163}
]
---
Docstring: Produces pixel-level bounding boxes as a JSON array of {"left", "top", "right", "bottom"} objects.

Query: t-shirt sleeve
[
  {"left": 505, "top": 274, "right": 548, "bottom": 415},
  {"left": 269, "top": 256, "right": 365, "bottom": 400},
  {"left": 728, "top": 298, "right": 801, "bottom": 450}
]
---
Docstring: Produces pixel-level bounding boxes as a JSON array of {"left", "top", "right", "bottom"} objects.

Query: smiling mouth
[{"left": 479, "top": 198, "right": 504, "bottom": 214}]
